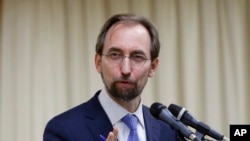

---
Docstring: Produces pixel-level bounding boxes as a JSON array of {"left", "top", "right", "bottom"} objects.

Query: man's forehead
[{"left": 107, "top": 22, "right": 147, "bottom": 36}]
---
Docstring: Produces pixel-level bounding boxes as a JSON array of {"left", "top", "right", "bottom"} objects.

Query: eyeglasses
[{"left": 102, "top": 52, "right": 150, "bottom": 66}]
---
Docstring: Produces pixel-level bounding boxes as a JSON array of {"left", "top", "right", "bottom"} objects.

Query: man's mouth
[{"left": 116, "top": 80, "right": 135, "bottom": 88}]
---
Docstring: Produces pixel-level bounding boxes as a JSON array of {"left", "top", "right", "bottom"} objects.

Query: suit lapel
[
  {"left": 143, "top": 106, "right": 160, "bottom": 141},
  {"left": 85, "top": 92, "right": 114, "bottom": 141}
]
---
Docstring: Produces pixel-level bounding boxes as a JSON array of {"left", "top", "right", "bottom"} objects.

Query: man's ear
[
  {"left": 148, "top": 58, "right": 159, "bottom": 77},
  {"left": 95, "top": 54, "right": 102, "bottom": 74}
]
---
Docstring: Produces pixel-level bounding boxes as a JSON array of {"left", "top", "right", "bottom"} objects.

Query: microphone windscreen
[
  {"left": 150, "top": 102, "right": 167, "bottom": 119},
  {"left": 168, "top": 104, "right": 182, "bottom": 117}
]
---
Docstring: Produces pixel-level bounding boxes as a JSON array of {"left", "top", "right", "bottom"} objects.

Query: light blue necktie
[{"left": 122, "top": 114, "right": 140, "bottom": 141}]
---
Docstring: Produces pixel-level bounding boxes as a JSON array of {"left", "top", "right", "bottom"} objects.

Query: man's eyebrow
[
  {"left": 107, "top": 47, "right": 122, "bottom": 52},
  {"left": 131, "top": 50, "right": 147, "bottom": 55},
  {"left": 106, "top": 47, "right": 148, "bottom": 56}
]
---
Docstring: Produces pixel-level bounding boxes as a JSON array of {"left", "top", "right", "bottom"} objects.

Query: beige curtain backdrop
[{"left": 0, "top": 0, "right": 249, "bottom": 141}]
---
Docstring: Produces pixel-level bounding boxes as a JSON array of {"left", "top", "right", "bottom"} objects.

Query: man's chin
[{"left": 113, "top": 90, "right": 139, "bottom": 101}]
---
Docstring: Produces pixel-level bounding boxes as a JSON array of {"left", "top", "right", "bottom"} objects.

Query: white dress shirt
[{"left": 98, "top": 88, "right": 147, "bottom": 141}]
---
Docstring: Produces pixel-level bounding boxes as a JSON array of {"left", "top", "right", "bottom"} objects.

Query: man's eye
[
  {"left": 108, "top": 52, "right": 121, "bottom": 59},
  {"left": 132, "top": 55, "right": 145, "bottom": 62}
]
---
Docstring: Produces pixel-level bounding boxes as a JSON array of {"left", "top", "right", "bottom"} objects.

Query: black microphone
[
  {"left": 168, "top": 104, "right": 229, "bottom": 141},
  {"left": 150, "top": 102, "right": 201, "bottom": 141}
]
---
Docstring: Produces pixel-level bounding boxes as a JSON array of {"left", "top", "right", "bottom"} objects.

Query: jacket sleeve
[{"left": 43, "top": 118, "right": 74, "bottom": 141}]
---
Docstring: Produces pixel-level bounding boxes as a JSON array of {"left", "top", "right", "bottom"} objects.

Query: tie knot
[{"left": 122, "top": 114, "right": 138, "bottom": 130}]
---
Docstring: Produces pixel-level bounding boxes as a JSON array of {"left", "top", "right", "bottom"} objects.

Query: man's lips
[
  {"left": 116, "top": 80, "right": 135, "bottom": 87},
  {"left": 119, "top": 80, "right": 132, "bottom": 83}
]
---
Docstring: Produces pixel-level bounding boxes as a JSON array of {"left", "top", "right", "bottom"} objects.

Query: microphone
[
  {"left": 168, "top": 104, "right": 229, "bottom": 141},
  {"left": 150, "top": 102, "right": 201, "bottom": 141}
]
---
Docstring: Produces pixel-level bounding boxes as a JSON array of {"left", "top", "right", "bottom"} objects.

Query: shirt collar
[{"left": 98, "top": 88, "right": 145, "bottom": 129}]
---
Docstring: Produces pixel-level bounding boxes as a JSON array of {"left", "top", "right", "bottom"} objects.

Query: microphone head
[
  {"left": 150, "top": 102, "right": 167, "bottom": 119},
  {"left": 168, "top": 103, "right": 183, "bottom": 118}
]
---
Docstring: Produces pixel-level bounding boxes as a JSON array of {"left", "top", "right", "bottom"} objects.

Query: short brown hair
[{"left": 95, "top": 13, "right": 160, "bottom": 61}]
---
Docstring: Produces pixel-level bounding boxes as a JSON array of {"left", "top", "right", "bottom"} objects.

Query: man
[{"left": 43, "top": 13, "right": 179, "bottom": 141}]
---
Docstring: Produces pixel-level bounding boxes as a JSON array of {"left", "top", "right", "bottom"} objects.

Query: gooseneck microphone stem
[{"left": 158, "top": 110, "right": 200, "bottom": 141}]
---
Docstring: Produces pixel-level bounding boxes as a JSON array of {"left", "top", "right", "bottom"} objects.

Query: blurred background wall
[{"left": 0, "top": 0, "right": 249, "bottom": 140}]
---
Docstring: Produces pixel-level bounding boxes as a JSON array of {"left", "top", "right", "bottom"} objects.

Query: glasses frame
[{"left": 102, "top": 53, "right": 150, "bottom": 66}]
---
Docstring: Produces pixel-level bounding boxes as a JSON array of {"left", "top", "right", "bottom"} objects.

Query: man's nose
[{"left": 120, "top": 57, "right": 132, "bottom": 75}]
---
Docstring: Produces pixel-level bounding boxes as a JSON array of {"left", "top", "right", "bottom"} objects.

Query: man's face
[{"left": 95, "top": 23, "right": 158, "bottom": 101}]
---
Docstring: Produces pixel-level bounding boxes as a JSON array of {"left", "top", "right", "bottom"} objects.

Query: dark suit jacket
[{"left": 43, "top": 91, "right": 179, "bottom": 141}]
